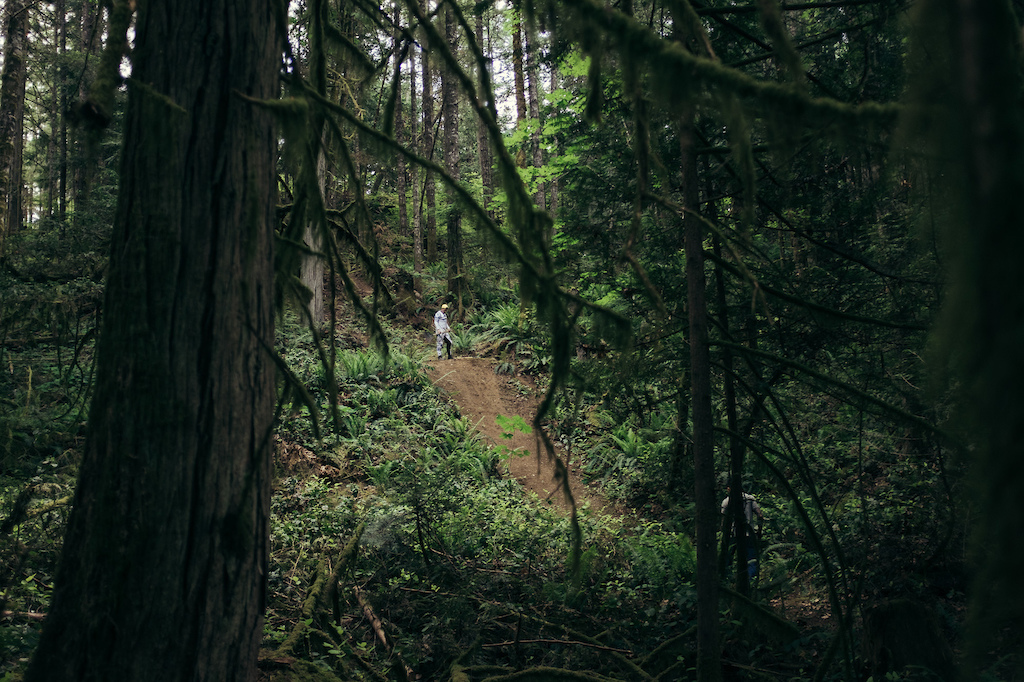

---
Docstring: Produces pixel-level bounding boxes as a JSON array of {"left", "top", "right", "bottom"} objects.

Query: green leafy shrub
[{"left": 584, "top": 421, "right": 673, "bottom": 503}]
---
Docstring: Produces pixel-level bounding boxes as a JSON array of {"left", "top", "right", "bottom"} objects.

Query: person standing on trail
[
  {"left": 434, "top": 303, "right": 454, "bottom": 360},
  {"left": 721, "top": 486, "right": 765, "bottom": 582}
]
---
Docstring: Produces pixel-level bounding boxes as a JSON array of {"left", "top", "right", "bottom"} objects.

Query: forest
[{"left": 1, "top": 0, "right": 1023, "bottom": 680}]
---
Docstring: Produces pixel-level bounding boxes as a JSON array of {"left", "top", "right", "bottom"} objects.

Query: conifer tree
[
  {"left": 443, "top": 2, "right": 465, "bottom": 308},
  {"left": 0, "top": 0, "right": 29, "bottom": 258},
  {"left": 24, "top": 0, "right": 282, "bottom": 678}
]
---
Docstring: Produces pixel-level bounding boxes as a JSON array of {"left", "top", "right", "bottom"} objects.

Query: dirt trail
[{"left": 425, "top": 357, "right": 605, "bottom": 514}]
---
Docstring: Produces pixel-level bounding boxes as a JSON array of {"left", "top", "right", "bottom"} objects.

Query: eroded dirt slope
[{"left": 425, "top": 356, "right": 605, "bottom": 514}]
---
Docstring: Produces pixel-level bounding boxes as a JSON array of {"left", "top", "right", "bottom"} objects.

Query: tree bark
[
  {"left": 548, "top": 66, "right": 559, "bottom": 219},
  {"left": 55, "top": 0, "right": 69, "bottom": 225},
  {"left": 443, "top": 3, "right": 464, "bottom": 308},
  {"left": 682, "top": 104, "right": 722, "bottom": 682},
  {"left": 410, "top": 45, "right": 423, "bottom": 296},
  {"left": 24, "top": 0, "right": 281, "bottom": 679},
  {"left": 512, "top": 13, "right": 527, "bottom": 167},
  {"left": 475, "top": 8, "right": 493, "bottom": 218},
  {"left": 0, "top": 0, "right": 29, "bottom": 258},
  {"left": 526, "top": 27, "right": 546, "bottom": 213},
  {"left": 667, "top": 11, "right": 722, "bottom": 675},
  {"left": 421, "top": 0, "right": 437, "bottom": 264},
  {"left": 71, "top": 0, "right": 103, "bottom": 229},
  {"left": 300, "top": 0, "right": 329, "bottom": 327},
  {"left": 300, "top": 143, "right": 327, "bottom": 326},
  {"left": 394, "top": 0, "right": 409, "bottom": 285},
  {"left": 919, "top": 0, "right": 1024, "bottom": 668}
]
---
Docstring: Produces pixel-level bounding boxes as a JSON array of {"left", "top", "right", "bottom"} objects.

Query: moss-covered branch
[{"left": 272, "top": 523, "right": 365, "bottom": 659}]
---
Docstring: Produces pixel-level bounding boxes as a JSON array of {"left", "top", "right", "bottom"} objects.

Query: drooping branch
[{"left": 554, "top": 0, "right": 902, "bottom": 128}]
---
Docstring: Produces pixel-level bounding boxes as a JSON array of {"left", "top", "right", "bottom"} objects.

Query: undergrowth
[
  {"left": 0, "top": 294, "right": 978, "bottom": 681},
  {"left": 261, "top": 329, "right": 709, "bottom": 681}
]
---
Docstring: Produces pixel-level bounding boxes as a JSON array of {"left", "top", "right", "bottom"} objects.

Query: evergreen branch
[
  {"left": 297, "top": 80, "right": 527, "bottom": 272},
  {"left": 755, "top": 0, "right": 806, "bottom": 87},
  {"left": 557, "top": 0, "right": 902, "bottom": 127},
  {"left": 323, "top": 22, "right": 377, "bottom": 76},
  {"left": 705, "top": 247, "right": 930, "bottom": 331},
  {"left": 322, "top": 218, "right": 391, "bottom": 357},
  {"left": 695, "top": 0, "right": 893, "bottom": 15},
  {"left": 514, "top": 614, "right": 654, "bottom": 681},
  {"left": 481, "top": 639, "right": 633, "bottom": 655},
  {"left": 713, "top": 339, "right": 954, "bottom": 442},
  {"left": 261, "top": 335, "right": 323, "bottom": 443},
  {"left": 715, "top": 426, "right": 850, "bottom": 653},
  {"left": 727, "top": 14, "right": 888, "bottom": 74}
]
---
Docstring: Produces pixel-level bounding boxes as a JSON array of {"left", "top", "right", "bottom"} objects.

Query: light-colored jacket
[
  {"left": 434, "top": 309, "right": 451, "bottom": 335},
  {"left": 721, "top": 492, "right": 762, "bottom": 531}
]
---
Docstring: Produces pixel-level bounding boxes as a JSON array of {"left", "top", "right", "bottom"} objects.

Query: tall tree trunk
[
  {"left": 475, "top": 8, "right": 493, "bottom": 217},
  {"left": 55, "top": 0, "right": 69, "bottom": 226},
  {"left": 0, "top": 0, "right": 29, "bottom": 258},
  {"left": 443, "top": 3, "right": 464, "bottom": 309},
  {"left": 24, "top": 0, "right": 281, "bottom": 679},
  {"left": 666, "top": 11, "right": 721, "bottom": 676},
  {"left": 682, "top": 103, "right": 722, "bottom": 682},
  {"left": 916, "top": 0, "right": 1024, "bottom": 669},
  {"left": 715, "top": 234, "right": 749, "bottom": 597},
  {"left": 300, "top": 0, "right": 329, "bottom": 327},
  {"left": 421, "top": 0, "right": 437, "bottom": 264},
  {"left": 410, "top": 47, "right": 423, "bottom": 296},
  {"left": 394, "top": 0, "right": 409, "bottom": 283},
  {"left": 44, "top": 2, "right": 62, "bottom": 224},
  {"left": 525, "top": 27, "right": 545, "bottom": 213},
  {"left": 300, "top": 143, "right": 327, "bottom": 326},
  {"left": 71, "top": 0, "right": 102, "bottom": 229},
  {"left": 548, "top": 66, "right": 559, "bottom": 219},
  {"left": 511, "top": 13, "right": 527, "bottom": 167}
]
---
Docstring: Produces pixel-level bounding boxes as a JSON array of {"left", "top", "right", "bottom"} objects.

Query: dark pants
[{"left": 725, "top": 537, "right": 758, "bottom": 581}]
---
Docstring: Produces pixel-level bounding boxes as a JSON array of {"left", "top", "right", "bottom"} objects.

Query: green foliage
[
  {"left": 0, "top": 276, "right": 99, "bottom": 475},
  {"left": 624, "top": 520, "right": 697, "bottom": 594},
  {"left": 259, "top": 320, "right": 724, "bottom": 680},
  {"left": 0, "top": 471, "right": 74, "bottom": 675},
  {"left": 495, "top": 413, "right": 531, "bottom": 440},
  {"left": 450, "top": 326, "right": 482, "bottom": 353},
  {"left": 471, "top": 301, "right": 552, "bottom": 372},
  {"left": 6, "top": 0, "right": 998, "bottom": 675},
  {"left": 583, "top": 419, "right": 674, "bottom": 503}
]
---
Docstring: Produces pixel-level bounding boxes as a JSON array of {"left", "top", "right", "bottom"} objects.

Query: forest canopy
[{"left": 1, "top": 0, "right": 1022, "bottom": 680}]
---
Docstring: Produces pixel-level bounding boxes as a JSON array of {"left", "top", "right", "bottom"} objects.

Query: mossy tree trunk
[
  {"left": 24, "top": 0, "right": 281, "bottom": 679},
  {"left": 394, "top": 0, "right": 409, "bottom": 291}
]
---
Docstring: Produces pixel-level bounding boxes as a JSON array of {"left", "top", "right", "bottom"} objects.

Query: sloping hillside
[{"left": 425, "top": 356, "right": 606, "bottom": 514}]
